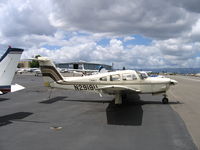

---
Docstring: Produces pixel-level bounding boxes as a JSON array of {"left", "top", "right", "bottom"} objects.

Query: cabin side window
[
  {"left": 99, "top": 76, "right": 107, "bottom": 81},
  {"left": 110, "top": 74, "right": 120, "bottom": 81},
  {"left": 122, "top": 74, "right": 132, "bottom": 80}
]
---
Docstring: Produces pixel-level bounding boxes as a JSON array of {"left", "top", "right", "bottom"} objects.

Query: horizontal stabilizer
[
  {"left": 11, "top": 84, "right": 25, "bottom": 92},
  {"left": 37, "top": 57, "right": 64, "bottom": 83}
]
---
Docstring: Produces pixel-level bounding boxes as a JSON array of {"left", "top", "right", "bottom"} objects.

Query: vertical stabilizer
[
  {"left": 37, "top": 57, "right": 64, "bottom": 87},
  {"left": 0, "top": 47, "right": 24, "bottom": 93}
]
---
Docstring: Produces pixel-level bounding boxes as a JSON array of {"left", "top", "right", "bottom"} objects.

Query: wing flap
[{"left": 97, "top": 85, "right": 140, "bottom": 94}]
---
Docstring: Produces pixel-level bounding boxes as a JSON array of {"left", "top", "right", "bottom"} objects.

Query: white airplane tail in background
[{"left": 0, "top": 47, "right": 24, "bottom": 94}]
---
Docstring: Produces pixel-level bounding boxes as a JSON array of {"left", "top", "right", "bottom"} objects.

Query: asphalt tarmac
[
  {"left": 0, "top": 75, "right": 198, "bottom": 150},
  {"left": 168, "top": 75, "right": 200, "bottom": 149}
]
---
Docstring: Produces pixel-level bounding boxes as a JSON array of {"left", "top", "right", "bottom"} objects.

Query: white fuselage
[{"left": 46, "top": 70, "right": 173, "bottom": 95}]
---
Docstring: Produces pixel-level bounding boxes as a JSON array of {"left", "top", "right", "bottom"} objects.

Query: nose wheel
[
  {"left": 162, "top": 94, "right": 169, "bottom": 104},
  {"left": 162, "top": 97, "right": 169, "bottom": 104}
]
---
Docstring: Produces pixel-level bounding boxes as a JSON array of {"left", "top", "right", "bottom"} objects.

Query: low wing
[{"left": 97, "top": 85, "right": 141, "bottom": 94}]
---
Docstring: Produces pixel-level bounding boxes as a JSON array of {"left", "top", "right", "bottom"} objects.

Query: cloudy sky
[{"left": 0, "top": 0, "right": 200, "bottom": 69}]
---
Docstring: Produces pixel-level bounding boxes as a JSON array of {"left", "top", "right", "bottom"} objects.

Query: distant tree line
[{"left": 29, "top": 55, "right": 41, "bottom": 68}]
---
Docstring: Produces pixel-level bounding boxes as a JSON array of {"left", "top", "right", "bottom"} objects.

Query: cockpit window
[
  {"left": 122, "top": 74, "right": 132, "bottom": 80},
  {"left": 99, "top": 76, "right": 107, "bottom": 81},
  {"left": 140, "top": 73, "right": 148, "bottom": 78},
  {"left": 137, "top": 72, "right": 143, "bottom": 79},
  {"left": 137, "top": 72, "right": 147, "bottom": 79},
  {"left": 110, "top": 74, "right": 120, "bottom": 81}
]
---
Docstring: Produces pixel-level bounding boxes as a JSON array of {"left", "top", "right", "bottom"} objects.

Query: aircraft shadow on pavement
[
  {"left": 0, "top": 112, "right": 33, "bottom": 127},
  {"left": 106, "top": 94, "right": 180, "bottom": 126},
  {"left": 106, "top": 94, "right": 143, "bottom": 126},
  {"left": 125, "top": 93, "right": 181, "bottom": 105},
  {"left": 39, "top": 96, "right": 67, "bottom": 104},
  {"left": 62, "top": 99, "right": 112, "bottom": 103},
  {"left": 132, "top": 100, "right": 181, "bottom": 105},
  {"left": 40, "top": 95, "right": 180, "bottom": 126},
  {"left": 0, "top": 98, "right": 9, "bottom": 102}
]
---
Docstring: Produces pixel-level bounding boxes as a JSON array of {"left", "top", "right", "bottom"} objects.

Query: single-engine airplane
[
  {"left": 37, "top": 57, "right": 177, "bottom": 104},
  {"left": 0, "top": 47, "right": 25, "bottom": 95}
]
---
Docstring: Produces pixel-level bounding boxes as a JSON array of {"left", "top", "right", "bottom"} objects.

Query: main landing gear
[
  {"left": 115, "top": 93, "right": 122, "bottom": 104},
  {"left": 162, "top": 94, "right": 169, "bottom": 104}
]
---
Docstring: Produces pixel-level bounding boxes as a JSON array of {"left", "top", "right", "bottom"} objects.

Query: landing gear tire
[
  {"left": 162, "top": 97, "right": 169, "bottom": 104},
  {"left": 122, "top": 94, "right": 127, "bottom": 100}
]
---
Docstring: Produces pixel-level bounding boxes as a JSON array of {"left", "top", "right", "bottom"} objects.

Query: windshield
[{"left": 137, "top": 72, "right": 148, "bottom": 79}]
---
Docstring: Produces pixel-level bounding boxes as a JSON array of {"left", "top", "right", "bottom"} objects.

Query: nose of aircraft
[{"left": 170, "top": 79, "right": 178, "bottom": 85}]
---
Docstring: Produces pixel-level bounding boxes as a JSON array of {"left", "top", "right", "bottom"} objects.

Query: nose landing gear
[{"left": 162, "top": 94, "right": 169, "bottom": 104}]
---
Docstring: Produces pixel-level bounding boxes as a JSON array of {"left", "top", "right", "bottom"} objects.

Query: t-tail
[
  {"left": 37, "top": 57, "right": 64, "bottom": 87},
  {"left": 0, "top": 47, "right": 24, "bottom": 94}
]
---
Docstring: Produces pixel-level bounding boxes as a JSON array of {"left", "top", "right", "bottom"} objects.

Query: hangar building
[{"left": 56, "top": 62, "right": 112, "bottom": 71}]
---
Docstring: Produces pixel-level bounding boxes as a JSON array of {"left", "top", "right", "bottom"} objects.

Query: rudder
[{"left": 37, "top": 57, "right": 64, "bottom": 87}]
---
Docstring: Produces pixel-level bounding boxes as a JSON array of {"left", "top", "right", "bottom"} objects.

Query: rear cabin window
[
  {"left": 110, "top": 74, "right": 120, "bottom": 81},
  {"left": 99, "top": 76, "right": 107, "bottom": 81}
]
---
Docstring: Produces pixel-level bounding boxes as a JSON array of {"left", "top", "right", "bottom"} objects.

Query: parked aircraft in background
[
  {"left": 0, "top": 47, "right": 25, "bottom": 95},
  {"left": 61, "top": 67, "right": 109, "bottom": 75},
  {"left": 195, "top": 73, "right": 200, "bottom": 77},
  {"left": 16, "top": 68, "right": 42, "bottom": 76},
  {"left": 139, "top": 71, "right": 166, "bottom": 78},
  {"left": 37, "top": 57, "right": 177, "bottom": 104}
]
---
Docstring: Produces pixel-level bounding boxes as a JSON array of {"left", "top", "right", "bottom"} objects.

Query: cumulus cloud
[
  {"left": 0, "top": 0, "right": 56, "bottom": 51},
  {"left": 21, "top": 34, "right": 200, "bottom": 68},
  {"left": 0, "top": 0, "right": 55, "bottom": 37},
  {"left": 123, "top": 36, "right": 135, "bottom": 42},
  {"left": 169, "top": 0, "right": 200, "bottom": 13},
  {"left": 0, "top": 0, "right": 200, "bottom": 68},
  {"left": 51, "top": 0, "right": 198, "bottom": 39}
]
